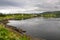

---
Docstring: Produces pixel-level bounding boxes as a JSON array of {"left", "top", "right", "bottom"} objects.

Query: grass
[
  {"left": 0, "top": 23, "right": 30, "bottom": 40},
  {"left": 0, "top": 14, "right": 38, "bottom": 21}
]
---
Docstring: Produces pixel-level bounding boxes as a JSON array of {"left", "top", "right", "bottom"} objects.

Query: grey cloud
[
  {"left": 0, "top": 0, "right": 60, "bottom": 13},
  {"left": 0, "top": 0, "right": 24, "bottom": 7}
]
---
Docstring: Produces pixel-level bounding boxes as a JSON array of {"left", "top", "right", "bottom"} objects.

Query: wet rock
[{"left": 5, "top": 25, "right": 26, "bottom": 34}]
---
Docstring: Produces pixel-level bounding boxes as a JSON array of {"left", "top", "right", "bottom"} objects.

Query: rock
[{"left": 5, "top": 25, "right": 26, "bottom": 34}]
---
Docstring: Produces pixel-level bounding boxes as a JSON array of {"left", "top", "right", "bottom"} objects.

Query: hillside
[{"left": 39, "top": 11, "right": 60, "bottom": 18}]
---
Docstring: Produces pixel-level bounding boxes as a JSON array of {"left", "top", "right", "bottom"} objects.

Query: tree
[{"left": 0, "top": 13, "right": 5, "bottom": 17}]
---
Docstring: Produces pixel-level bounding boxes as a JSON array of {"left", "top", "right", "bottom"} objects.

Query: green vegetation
[
  {"left": 0, "top": 13, "right": 38, "bottom": 21},
  {"left": 0, "top": 23, "right": 30, "bottom": 40},
  {"left": 0, "top": 11, "right": 60, "bottom": 21},
  {"left": 39, "top": 11, "right": 60, "bottom": 18}
]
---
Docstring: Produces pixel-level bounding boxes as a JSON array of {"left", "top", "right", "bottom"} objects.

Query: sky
[{"left": 0, "top": 0, "right": 60, "bottom": 13}]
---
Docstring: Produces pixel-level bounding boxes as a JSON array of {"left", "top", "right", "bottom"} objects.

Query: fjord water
[{"left": 7, "top": 17, "right": 60, "bottom": 40}]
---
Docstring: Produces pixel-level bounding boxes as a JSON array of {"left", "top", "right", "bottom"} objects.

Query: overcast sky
[{"left": 0, "top": 0, "right": 60, "bottom": 13}]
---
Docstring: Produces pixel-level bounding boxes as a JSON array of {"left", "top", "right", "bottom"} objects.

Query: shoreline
[{"left": 0, "top": 20, "right": 45, "bottom": 40}]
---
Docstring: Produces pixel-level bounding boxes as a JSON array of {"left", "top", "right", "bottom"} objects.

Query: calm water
[{"left": 7, "top": 17, "right": 60, "bottom": 40}]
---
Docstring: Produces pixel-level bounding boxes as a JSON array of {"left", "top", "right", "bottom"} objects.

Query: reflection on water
[{"left": 7, "top": 17, "right": 60, "bottom": 40}]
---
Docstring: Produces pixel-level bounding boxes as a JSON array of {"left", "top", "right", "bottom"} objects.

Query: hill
[{"left": 39, "top": 11, "right": 60, "bottom": 18}]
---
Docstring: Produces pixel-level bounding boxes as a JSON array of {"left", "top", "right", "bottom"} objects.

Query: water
[{"left": 7, "top": 17, "right": 60, "bottom": 40}]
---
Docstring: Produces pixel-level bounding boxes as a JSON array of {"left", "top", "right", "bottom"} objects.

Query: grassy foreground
[{"left": 0, "top": 23, "right": 30, "bottom": 40}]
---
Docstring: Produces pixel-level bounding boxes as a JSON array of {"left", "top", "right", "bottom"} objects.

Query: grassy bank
[{"left": 0, "top": 23, "right": 31, "bottom": 40}]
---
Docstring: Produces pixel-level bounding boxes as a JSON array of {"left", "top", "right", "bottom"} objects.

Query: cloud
[
  {"left": 0, "top": 0, "right": 60, "bottom": 13},
  {"left": 0, "top": 0, "right": 17, "bottom": 6}
]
